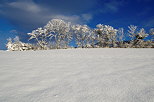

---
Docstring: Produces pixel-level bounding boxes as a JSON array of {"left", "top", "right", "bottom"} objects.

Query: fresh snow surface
[{"left": 0, "top": 48, "right": 154, "bottom": 102}]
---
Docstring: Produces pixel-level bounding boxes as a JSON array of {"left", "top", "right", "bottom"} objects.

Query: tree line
[{"left": 6, "top": 19, "right": 154, "bottom": 51}]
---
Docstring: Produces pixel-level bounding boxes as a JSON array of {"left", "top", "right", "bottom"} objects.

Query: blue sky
[{"left": 0, "top": 0, "right": 154, "bottom": 49}]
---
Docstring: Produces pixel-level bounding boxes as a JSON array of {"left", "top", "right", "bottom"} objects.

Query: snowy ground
[{"left": 0, "top": 48, "right": 154, "bottom": 102}]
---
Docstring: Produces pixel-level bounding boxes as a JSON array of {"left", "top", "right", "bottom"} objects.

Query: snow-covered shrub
[
  {"left": 141, "top": 40, "right": 154, "bottom": 48},
  {"left": 6, "top": 36, "right": 34, "bottom": 51},
  {"left": 6, "top": 38, "right": 13, "bottom": 51}
]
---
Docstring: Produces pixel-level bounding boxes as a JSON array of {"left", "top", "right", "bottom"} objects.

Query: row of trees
[{"left": 6, "top": 19, "right": 154, "bottom": 51}]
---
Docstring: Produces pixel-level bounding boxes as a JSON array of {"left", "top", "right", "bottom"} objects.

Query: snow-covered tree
[
  {"left": 72, "top": 24, "right": 92, "bottom": 48},
  {"left": 88, "top": 30, "right": 98, "bottom": 48},
  {"left": 95, "top": 24, "right": 118, "bottom": 47},
  {"left": 128, "top": 25, "right": 149, "bottom": 47},
  {"left": 44, "top": 19, "right": 72, "bottom": 49},
  {"left": 149, "top": 28, "right": 154, "bottom": 41},
  {"left": 128, "top": 25, "right": 137, "bottom": 41},
  {"left": 28, "top": 27, "right": 53, "bottom": 50},
  {"left": 134, "top": 28, "right": 148, "bottom": 47},
  {"left": 117, "top": 28, "right": 125, "bottom": 47},
  {"left": 128, "top": 26, "right": 148, "bottom": 47},
  {"left": 137, "top": 28, "right": 147, "bottom": 39},
  {"left": 150, "top": 28, "right": 154, "bottom": 34}
]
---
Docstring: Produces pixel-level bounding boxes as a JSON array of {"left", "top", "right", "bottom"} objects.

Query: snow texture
[{"left": 0, "top": 48, "right": 154, "bottom": 102}]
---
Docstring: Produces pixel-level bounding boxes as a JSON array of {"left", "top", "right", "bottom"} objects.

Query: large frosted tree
[
  {"left": 28, "top": 19, "right": 72, "bottom": 49},
  {"left": 44, "top": 19, "right": 72, "bottom": 49}
]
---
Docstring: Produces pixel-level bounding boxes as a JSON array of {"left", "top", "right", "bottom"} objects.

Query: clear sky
[{"left": 0, "top": 0, "right": 154, "bottom": 49}]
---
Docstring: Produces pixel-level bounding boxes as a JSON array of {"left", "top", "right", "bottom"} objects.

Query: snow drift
[{"left": 0, "top": 48, "right": 154, "bottom": 102}]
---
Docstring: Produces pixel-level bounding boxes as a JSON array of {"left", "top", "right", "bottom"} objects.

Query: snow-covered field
[{"left": 0, "top": 48, "right": 154, "bottom": 102}]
